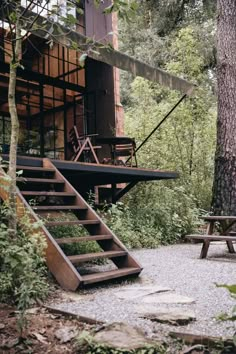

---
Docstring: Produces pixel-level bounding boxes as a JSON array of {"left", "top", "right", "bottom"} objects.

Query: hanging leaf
[{"left": 79, "top": 53, "right": 88, "bottom": 67}]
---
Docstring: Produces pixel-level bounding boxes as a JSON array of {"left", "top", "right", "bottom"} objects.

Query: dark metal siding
[
  {"left": 85, "top": 0, "right": 113, "bottom": 41},
  {"left": 85, "top": 0, "right": 115, "bottom": 146},
  {"left": 86, "top": 57, "right": 115, "bottom": 137}
]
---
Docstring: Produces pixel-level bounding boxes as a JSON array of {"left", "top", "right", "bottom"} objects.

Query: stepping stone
[
  {"left": 54, "top": 326, "right": 77, "bottom": 343},
  {"left": 93, "top": 322, "right": 157, "bottom": 350},
  {"left": 141, "top": 292, "right": 195, "bottom": 304},
  {"left": 137, "top": 306, "right": 196, "bottom": 325},
  {"left": 60, "top": 291, "right": 94, "bottom": 302},
  {"left": 114, "top": 285, "right": 171, "bottom": 300}
]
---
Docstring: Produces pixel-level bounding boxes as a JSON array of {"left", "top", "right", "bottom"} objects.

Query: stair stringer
[
  {"left": 0, "top": 172, "right": 82, "bottom": 291},
  {"left": 45, "top": 159, "right": 143, "bottom": 271}
]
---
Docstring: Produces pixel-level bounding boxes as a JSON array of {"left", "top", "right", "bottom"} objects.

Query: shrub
[
  {"left": 100, "top": 202, "right": 146, "bottom": 249},
  {"left": 122, "top": 182, "right": 202, "bottom": 246},
  {"left": 98, "top": 183, "right": 201, "bottom": 249},
  {"left": 45, "top": 211, "right": 102, "bottom": 256},
  {"left": 0, "top": 203, "right": 49, "bottom": 313}
]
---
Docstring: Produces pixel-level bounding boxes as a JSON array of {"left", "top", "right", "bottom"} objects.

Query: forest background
[{"left": 107, "top": 0, "right": 217, "bottom": 247}]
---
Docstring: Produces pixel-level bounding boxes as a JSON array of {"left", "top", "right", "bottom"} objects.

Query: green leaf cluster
[
  {"left": 45, "top": 211, "right": 102, "bottom": 258},
  {"left": 103, "top": 0, "right": 138, "bottom": 20},
  {"left": 117, "top": 2, "right": 217, "bottom": 243},
  {"left": 0, "top": 204, "right": 49, "bottom": 317}
]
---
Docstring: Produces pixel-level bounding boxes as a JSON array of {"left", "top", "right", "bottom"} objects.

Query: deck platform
[
  {"left": 2, "top": 155, "right": 178, "bottom": 202},
  {"left": 2, "top": 155, "right": 178, "bottom": 184},
  {"left": 54, "top": 160, "right": 179, "bottom": 185}
]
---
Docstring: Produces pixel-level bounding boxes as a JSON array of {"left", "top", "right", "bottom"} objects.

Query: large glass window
[{"left": 44, "top": 113, "right": 65, "bottom": 160}]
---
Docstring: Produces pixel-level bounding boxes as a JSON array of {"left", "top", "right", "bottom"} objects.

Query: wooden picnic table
[{"left": 186, "top": 215, "right": 236, "bottom": 258}]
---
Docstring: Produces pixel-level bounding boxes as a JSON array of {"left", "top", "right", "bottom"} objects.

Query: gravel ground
[{"left": 51, "top": 243, "right": 236, "bottom": 339}]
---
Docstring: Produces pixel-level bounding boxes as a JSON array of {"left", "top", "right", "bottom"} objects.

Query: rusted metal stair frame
[
  {"left": 0, "top": 169, "right": 82, "bottom": 291},
  {"left": 0, "top": 158, "right": 142, "bottom": 290}
]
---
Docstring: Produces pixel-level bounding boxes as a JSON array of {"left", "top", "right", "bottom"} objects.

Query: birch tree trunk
[
  {"left": 7, "top": 10, "right": 22, "bottom": 238},
  {"left": 212, "top": 0, "right": 236, "bottom": 215}
]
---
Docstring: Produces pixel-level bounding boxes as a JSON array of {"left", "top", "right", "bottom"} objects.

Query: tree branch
[
  {"left": 21, "top": 0, "right": 50, "bottom": 39},
  {"left": 0, "top": 45, "right": 12, "bottom": 58}
]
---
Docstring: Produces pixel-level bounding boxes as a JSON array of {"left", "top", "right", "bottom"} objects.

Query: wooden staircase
[{"left": 1, "top": 158, "right": 142, "bottom": 290}]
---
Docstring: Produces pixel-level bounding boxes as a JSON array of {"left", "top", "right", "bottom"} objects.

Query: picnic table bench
[{"left": 186, "top": 215, "right": 236, "bottom": 258}]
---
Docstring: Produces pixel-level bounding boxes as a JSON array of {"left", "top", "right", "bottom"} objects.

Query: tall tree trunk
[
  {"left": 7, "top": 14, "right": 22, "bottom": 238},
  {"left": 212, "top": 1, "right": 236, "bottom": 215}
]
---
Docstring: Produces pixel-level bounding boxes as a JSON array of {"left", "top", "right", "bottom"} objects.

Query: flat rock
[
  {"left": 93, "top": 322, "right": 156, "bottom": 350},
  {"left": 54, "top": 326, "right": 77, "bottom": 343},
  {"left": 114, "top": 285, "right": 171, "bottom": 300},
  {"left": 137, "top": 307, "right": 196, "bottom": 325},
  {"left": 136, "top": 276, "right": 154, "bottom": 284},
  {"left": 26, "top": 307, "right": 40, "bottom": 314},
  {"left": 60, "top": 290, "right": 94, "bottom": 302},
  {"left": 182, "top": 344, "right": 205, "bottom": 354},
  {"left": 141, "top": 292, "right": 195, "bottom": 304}
]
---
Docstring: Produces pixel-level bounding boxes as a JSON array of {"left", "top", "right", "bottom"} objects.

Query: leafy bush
[
  {"left": 119, "top": 20, "right": 217, "bottom": 233},
  {"left": 125, "top": 182, "right": 203, "bottom": 245},
  {"left": 0, "top": 203, "right": 49, "bottom": 312},
  {"left": 45, "top": 211, "right": 102, "bottom": 256},
  {"left": 99, "top": 183, "right": 201, "bottom": 248},
  {"left": 49, "top": 223, "right": 102, "bottom": 256},
  {"left": 100, "top": 202, "right": 146, "bottom": 248}
]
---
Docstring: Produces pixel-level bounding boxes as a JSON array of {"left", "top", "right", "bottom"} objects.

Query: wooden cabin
[
  {"left": 0, "top": 1, "right": 193, "bottom": 290},
  {"left": 0, "top": 1, "right": 123, "bottom": 159}
]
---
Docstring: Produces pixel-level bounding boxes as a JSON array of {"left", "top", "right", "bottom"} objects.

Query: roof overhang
[{"left": 0, "top": 5, "right": 196, "bottom": 95}]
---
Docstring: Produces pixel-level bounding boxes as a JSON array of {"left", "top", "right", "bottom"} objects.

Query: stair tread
[
  {"left": 69, "top": 250, "right": 127, "bottom": 263},
  {"left": 46, "top": 220, "right": 99, "bottom": 227},
  {"left": 81, "top": 267, "right": 142, "bottom": 285},
  {"left": 15, "top": 162, "right": 142, "bottom": 289},
  {"left": 17, "top": 177, "right": 64, "bottom": 184},
  {"left": 17, "top": 165, "right": 54, "bottom": 172},
  {"left": 33, "top": 205, "right": 87, "bottom": 211},
  {"left": 21, "top": 191, "right": 75, "bottom": 196},
  {"left": 55, "top": 235, "right": 113, "bottom": 244}
]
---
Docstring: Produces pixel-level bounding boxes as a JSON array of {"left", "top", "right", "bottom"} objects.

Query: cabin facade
[
  {"left": 0, "top": 1, "right": 193, "bottom": 290},
  {"left": 0, "top": 1, "right": 123, "bottom": 161}
]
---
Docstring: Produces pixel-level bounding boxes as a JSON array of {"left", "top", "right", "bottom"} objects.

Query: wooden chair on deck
[
  {"left": 69, "top": 126, "right": 101, "bottom": 164},
  {"left": 113, "top": 139, "right": 138, "bottom": 167}
]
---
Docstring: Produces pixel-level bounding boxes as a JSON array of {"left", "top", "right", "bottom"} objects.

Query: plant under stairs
[{"left": 0, "top": 158, "right": 142, "bottom": 291}]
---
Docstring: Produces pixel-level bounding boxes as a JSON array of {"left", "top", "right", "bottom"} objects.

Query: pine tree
[{"left": 212, "top": 0, "right": 236, "bottom": 215}]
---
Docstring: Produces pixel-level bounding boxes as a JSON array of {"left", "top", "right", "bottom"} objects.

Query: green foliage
[
  {"left": 100, "top": 187, "right": 200, "bottom": 247},
  {"left": 44, "top": 211, "right": 101, "bottom": 256},
  {"left": 75, "top": 331, "right": 166, "bottom": 354},
  {"left": 216, "top": 284, "right": 236, "bottom": 322},
  {"left": 49, "top": 223, "right": 101, "bottom": 256},
  {"left": 216, "top": 285, "right": 236, "bottom": 347},
  {"left": 124, "top": 76, "right": 215, "bottom": 213},
  {"left": 103, "top": 0, "right": 138, "bottom": 21},
  {"left": 100, "top": 202, "right": 149, "bottom": 248},
  {"left": 0, "top": 203, "right": 49, "bottom": 329},
  {"left": 217, "top": 284, "right": 236, "bottom": 298},
  {"left": 117, "top": 3, "right": 217, "bottom": 245}
]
